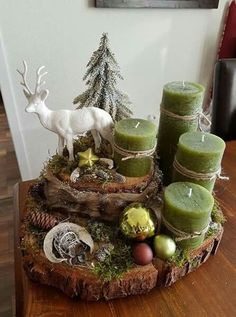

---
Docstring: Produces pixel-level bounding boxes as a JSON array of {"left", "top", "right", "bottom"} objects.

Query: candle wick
[
  {"left": 201, "top": 134, "right": 205, "bottom": 142},
  {"left": 134, "top": 122, "right": 140, "bottom": 128},
  {"left": 188, "top": 188, "right": 192, "bottom": 198}
]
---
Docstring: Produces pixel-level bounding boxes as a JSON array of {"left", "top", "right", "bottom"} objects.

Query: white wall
[{"left": 0, "top": 0, "right": 228, "bottom": 180}]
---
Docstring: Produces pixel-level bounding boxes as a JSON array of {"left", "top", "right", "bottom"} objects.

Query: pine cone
[{"left": 27, "top": 211, "right": 58, "bottom": 230}]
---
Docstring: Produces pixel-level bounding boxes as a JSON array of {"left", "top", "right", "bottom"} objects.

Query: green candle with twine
[
  {"left": 114, "top": 118, "right": 157, "bottom": 177},
  {"left": 173, "top": 131, "right": 226, "bottom": 192},
  {"left": 157, "top": 81, "right": 205, "bottom": 185},
  {"left": 163, "top": 182, "right": 214, "bottom": 250}
]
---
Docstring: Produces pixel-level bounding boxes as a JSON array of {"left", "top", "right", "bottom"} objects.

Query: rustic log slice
[
  {"left": 20, "top": 221, "right": 223, "bottom": 300},
  {"left": 153, "top": 226, "right": 224, "bottom": 287},
  {"left": 21, "top": 223, "right": 158, "bottom": 301}
]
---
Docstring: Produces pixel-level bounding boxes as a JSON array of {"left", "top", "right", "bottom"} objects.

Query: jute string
[
  {"left": 113, "top": 141, "right": 157, "bottom": 161},
  {"left": 160, "top": 105, "right": 211, "bottom": 132},
  {"left": 162, "top": 216, "right": 209, "bottom": 242},
  {"left": 173, "top": 157, "right": 229, "bottom": 181}
]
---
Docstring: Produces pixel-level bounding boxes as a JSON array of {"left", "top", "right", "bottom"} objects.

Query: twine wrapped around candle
[
  {"left": 113, "top": 141, "right": 157, "bottom": 161},
  {"left": 173, "top": 157, "right": 229, "bottom": 181},
  {"left": 162, "top": 215, "right": 209, "bottom": 242},
  {"left": 114, "top": 118, "right": 157, "bottom": 177},
  {"left": 160, "top": 106, "right": 211, "bottom": 131}
]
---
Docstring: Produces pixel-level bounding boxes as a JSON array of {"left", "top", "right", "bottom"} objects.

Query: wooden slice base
[
  {"left": 20, "top": 223, "right": 223, "bottom": 301},
  {"left": 21, "top": 224, "right": 158, "bottom": 301},
  {"left": 154, "top": 227, "right": 223, "bottom": 287}
]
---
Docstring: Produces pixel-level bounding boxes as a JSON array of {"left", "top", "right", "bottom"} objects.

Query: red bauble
[{"left": 132, "top": 243, "right": 153, "bottom": 266}]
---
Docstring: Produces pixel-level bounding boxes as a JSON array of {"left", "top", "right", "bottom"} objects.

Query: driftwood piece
[
  {"left": 60, "top": 170, "right": 151, "bottom": 193},
  {"left": 43, "top": 169, "right": 162, "bottom": 221}
]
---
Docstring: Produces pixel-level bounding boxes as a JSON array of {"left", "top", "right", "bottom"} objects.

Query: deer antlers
[
  {"left": 17, "top": 60, "right": 32, "bottom": 96},
  {"left": 35, "top": 66, "right": 47, "bottom": 93},
  {"left": 17, "top": 61, "right": 47, "bottom": 97}
]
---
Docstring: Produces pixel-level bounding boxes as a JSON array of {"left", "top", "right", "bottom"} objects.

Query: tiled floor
[{"left": 0, "top": 96, "right": 21, "bottom": 317}]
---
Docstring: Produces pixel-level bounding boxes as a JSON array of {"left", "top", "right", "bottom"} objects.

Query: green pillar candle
[
  {"left": 173, "top": 131, "right": 226, "bottom": 192},
  {"left": 157, "top": 81, "right": 205, "bottom": 185},
  {"left": 114, "top": 118, "right": 157, "bottom": 177},
  {"left": 163, "top": 182, "right": 214, "bottom": 250}
]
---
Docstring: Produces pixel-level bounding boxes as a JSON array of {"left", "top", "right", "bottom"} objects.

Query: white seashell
[
  {"left": 43, "top": 226, "right": 66, "bottom": 263},
  {"left": 99, "top": 158, "right": 114, "bottom": 169},
  {"left": 70, "top": 168, "right": 80, "bottom": 183},
  {"left": 43, "top": 222, "right": 94, "bottom": 263}
]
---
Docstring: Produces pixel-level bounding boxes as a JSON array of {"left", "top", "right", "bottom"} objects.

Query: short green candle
[
  {"left": 163, "top": 182, "right": 214, "bottom": 249},
  {"left": 157, "top": 81, "right": 205, "bottom": 185},
  {"left": 114, "top": 118, "right": 157, "bottom": 177},
  {"left": 173, "top": 131, "right": 226, "bottom": 192}
]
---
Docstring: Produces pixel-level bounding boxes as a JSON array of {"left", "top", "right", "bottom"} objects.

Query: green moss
[
  {"left": 42, "top": 135, "right": 112, "bottom": 177},
  {"left": 42, "top": 153, "right": 80, "bottom": 176},
  {"left": 26, "top": 195, "right": 39, "bottom": 209},
  {"left": 21, "top": 224, "right": 47, "bottom": 254},
  {"left": 26, "top": 195, "right": 46, "bottom": 213},
  {"left": 167, "top": 248, "right": 190, "bottom": 268},
  {"left": 87, "top": 220, "right": 117, "bottom": 242},
  {"left": 92, "top": 241, "right": 134, "bottom": 282},
  {"left": 189, "top": 256, "right": 201, "bottom": 270},
  {"left": 211, "top": 199, "right": 226, "bottom": 225},
  {"left": 74, "top": 134, "right": 112, "bottom": 158},
  {"left": 72, "top": 134, "right": 95, "bottom": 155},
  {"left": 205, "top": 226, "right": 219, "bottom": 239},
  {"left": 64, "top": 134, "right": 112, "bottom": 158},
  {"left": 87, "top": 220, "right": 134, "bottom": 281},
  {"left": 48, "top": 154, "right": 79, "bottom": 175},
  {"left": 29, "top": 226, "right": 47, "bottom": 249}
]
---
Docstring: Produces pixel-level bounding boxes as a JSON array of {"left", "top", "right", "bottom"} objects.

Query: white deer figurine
[{"left": 17, "top": 61, "right": 114, "bottom": 160}]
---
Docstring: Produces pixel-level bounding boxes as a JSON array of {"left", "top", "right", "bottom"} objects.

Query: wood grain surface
[
  {"left": 0, "top": 95, "right": 20, "bottom": 317},
  {"left": 95, "top": 0, "right": 219, "bottom": 9},
  {"left": 14, "top": 141, "right": 236, "bottom": 317},
  {"left": 0, "top": 99, "right": 21, "bottom": 200}
]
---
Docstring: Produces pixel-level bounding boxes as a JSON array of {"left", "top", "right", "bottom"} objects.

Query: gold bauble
[{"left": 120, "top": 203, "right": 157, "bottom": 240}]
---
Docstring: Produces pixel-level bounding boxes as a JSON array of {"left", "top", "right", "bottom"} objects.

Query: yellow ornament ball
[{"left": 120, "top": 203, "right": 157, "bottom": 240}]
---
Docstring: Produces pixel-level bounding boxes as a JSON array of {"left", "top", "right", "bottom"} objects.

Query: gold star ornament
[{"left": 78, "top": 148, "right": 99, "bottom": 167}]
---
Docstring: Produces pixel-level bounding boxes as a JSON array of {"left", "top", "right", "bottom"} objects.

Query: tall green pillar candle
[
  {"left": 114, "top": 118, "right": 157, "bottom": 177},
  {"left": 163, "top": 182, "right": 214, "bottom": 249},
  {"left": 157, "top": 81, "right": 205, "bottom": 185},
  {"left": 173, "top": 131, "right": 226, "bottom": 192}
]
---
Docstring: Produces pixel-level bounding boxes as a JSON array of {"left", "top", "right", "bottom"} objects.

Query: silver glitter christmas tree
[{"left": 73, "top": 33, "right": 133, "bottom": 122}]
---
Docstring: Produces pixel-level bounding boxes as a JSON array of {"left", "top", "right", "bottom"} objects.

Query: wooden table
[{"left": 14, "top": 141, "right": 236, "bottom": 317}]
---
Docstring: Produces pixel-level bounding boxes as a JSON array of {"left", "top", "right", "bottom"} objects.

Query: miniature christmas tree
[{"left": 73, "top": 33, "right": 133, "bottom": 122}]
